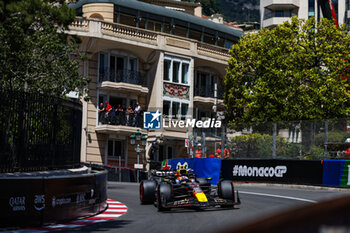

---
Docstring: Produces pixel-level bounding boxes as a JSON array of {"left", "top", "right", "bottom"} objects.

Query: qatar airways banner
[{"left": 222, "top": 159, "right": 323, "bottom": 185}]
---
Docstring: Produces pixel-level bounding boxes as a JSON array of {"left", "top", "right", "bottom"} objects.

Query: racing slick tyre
[
  {"left": 157, "top": 183, "right": 172, "bottom": 211},
  {"left": 218, "top": 180, "right": 235, "bottom": 208},
  {"left": 140, "top": 180, "right": 156, "bottom": 204}
]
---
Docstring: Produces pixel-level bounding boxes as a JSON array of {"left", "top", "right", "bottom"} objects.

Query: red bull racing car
[{"left": 139, "top": 166, "right": 240, "bottom": 211}]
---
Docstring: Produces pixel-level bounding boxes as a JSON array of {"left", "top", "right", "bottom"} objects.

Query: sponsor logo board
[{"left": 232, "top": 165, "right": 287, "bottom": 178}]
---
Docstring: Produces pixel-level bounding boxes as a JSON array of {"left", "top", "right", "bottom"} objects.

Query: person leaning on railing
[
  {"left": 104, "top": 101, "right": 112, "bottom": 124},
  {"left": 134, "top": 102, "right": 141, "bottom": 127},
  {"left": 98, "top": 102, "right": 105, "bottom": 125},
  {"left": 126, "top": 105, "right": 134, "bottom": 126}
]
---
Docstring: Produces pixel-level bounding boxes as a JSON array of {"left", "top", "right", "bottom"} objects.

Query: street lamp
[{"left": 130, "top": 130, "right": 147, "bottom": 182}]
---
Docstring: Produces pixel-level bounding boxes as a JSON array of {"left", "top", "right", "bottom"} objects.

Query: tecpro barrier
[
  {"left": 0, "top": 169, "right": 107, "bottom": 227},
  {"left": 221, "top": 159, "right": 323, "bottom": 185},
  {"left": 322, "top": 160, "right": 350, "bottom": 187}
]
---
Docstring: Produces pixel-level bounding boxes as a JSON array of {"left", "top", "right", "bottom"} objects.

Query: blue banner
[
  {"left": 322, "top": 160, "right": 346, "bottom": 187},
  {"left": 162, "top": 158, "right": 221, "bottom": 185}
]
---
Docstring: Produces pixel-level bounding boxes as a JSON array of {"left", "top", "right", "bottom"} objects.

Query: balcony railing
[
  {"left": 264, "top": 11, "right": 297, "bottom": 20},
  {"left": 99, "top": 68, "right": 145, "bottom": 86},
  {"left": 99, "top": 111, "right": 143, "bottom": 128},
  {"left": 194, "top": 88, "right": 224, "bottom": 99},
  {"left": 197, "top": 42, "right": 230, "bottom": 57},
  {"left": 68, "top": 18, "right": 231, "bottom": 59}
]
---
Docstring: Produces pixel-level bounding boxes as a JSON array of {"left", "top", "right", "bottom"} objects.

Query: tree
[
  {"left": 0, "top": 0, "right": 89, "bottom": 97},
  {"left": 224, "top": 17, "right": 350, "bottom": 128}
]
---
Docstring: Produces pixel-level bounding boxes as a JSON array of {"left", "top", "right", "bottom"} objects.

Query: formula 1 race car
[{"left": 139, "top": 167, "right": 240, "bottom": 211}]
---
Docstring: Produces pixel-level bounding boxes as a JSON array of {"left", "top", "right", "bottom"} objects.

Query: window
[
  {"left": 148, "top": 20, "right": 162, "bottom": 32},
  {"left": 164, "top": 60, "right": 171, "bottom": 81},
  {"left": 189, "top": 29, "right": 202, "bottom": 41},
  {"left": 173, "top": 61, "right": 180, "bottom": 83},
  {"left": 181, "top": 63, "right": 188, "bottom": 84},
  {"left": 130, "top": 58, "right": 137, "bottom": 71},
  {"left": 203, "top": 33, "right": 215, "bottom": 45},
  {"left": 163, "top": 56, "right": 190, "bottom": 85},
  {"left": 308, "top": 0, "right": 315, "bottom": 17},
  {"left": 119, "top": 13, "right": 136, "bottom": 27},
  {"left": 163, "top": 100, "right": 189, "bottom": 119},
  {"left": 173, "top": 25, "right": 187, "bottom": 37},
  {"left": 224, "top": 41, "right": 234, "bottom": 49},
  {"left": 163, "top": 100, "right": 171, "bottom": 117},
  {"left": 172, "top": 102, "right": 180, "bottom": 118},
  {"left": 181, "top": 103, "right": 188, "bottom": 120},
  {"left": 108, "top": 140, "right": 125, "bottom": 159},
  {"left": 98, "top": 51, "right": 138, "bottom": 83}
]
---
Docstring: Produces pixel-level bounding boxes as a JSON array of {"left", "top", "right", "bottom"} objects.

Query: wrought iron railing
[
  {"left": 98, "top": 110, "right": 143, "bottom": 128},
  {"left": 99, "top": 68, "right": 145, "bottom": 86},
  {"left": 194, "top": 88, "right": 224, "bottom": 99},
  {"left": 0, "top": 89, "right": 82, "bottom": 172}
]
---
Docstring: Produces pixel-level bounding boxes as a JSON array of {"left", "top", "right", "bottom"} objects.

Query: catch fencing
[
  {"left": 228, "top": 119, "right": 350, "bottom": 159},
  {"left": 0, "top": 89, "right": 82, "bottom": 172}
]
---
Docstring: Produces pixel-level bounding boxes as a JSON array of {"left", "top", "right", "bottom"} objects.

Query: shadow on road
[
  {"left": 158, "top": 207, "right": 241, "bottom": 214},
  {"left": 58, "top": 220, "right": 133, "bottom": 233}
]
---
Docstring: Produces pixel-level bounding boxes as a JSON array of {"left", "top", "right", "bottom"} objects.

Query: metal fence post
[{"left": 272, "top": 122, "right": 277, "bottom": 159}]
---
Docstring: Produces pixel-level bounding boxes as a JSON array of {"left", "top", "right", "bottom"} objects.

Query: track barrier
[
  {"left": 0, "top": 168, "right": 107, "bottom": 227},
  {"left": 160, "top": 158, "right": 350, "bottom": 187}
]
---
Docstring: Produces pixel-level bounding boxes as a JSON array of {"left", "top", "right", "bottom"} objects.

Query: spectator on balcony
[
  {"left": 110, "top": 106, "right": 116, "bottom": 124},
  {"left": 126, "top": 105, "right": 134, "bottom": 126},
  {"left": 98, "top": 102, "right": 105, "bottom": 125},
  {"left": 116, "top": 104, "right": 124, "bottom": 125},
  {"left": 105, "top": 101, "right": 112, "bottom": 123},
  {"left": 134, "top": 102, "right": 141, "bottom": 127}
]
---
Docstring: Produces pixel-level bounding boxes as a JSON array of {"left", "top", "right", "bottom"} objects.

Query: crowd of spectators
[{"left": 98, "top": 101, "right": 143, "bottom": 127}]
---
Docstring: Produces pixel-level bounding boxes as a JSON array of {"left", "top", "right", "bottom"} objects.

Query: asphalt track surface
[{"left": 59, "top": 182, "right": 350, "bottom": 233}]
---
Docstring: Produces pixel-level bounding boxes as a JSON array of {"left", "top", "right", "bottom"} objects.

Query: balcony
[
  {"left": 263, "top": 11, "right": 297, "bottom": 28},
  {"left": 95, "top": 112, "right": 146, "bottom": 135},
  {"left": 262, "top": 0, "right": 300, "bottom": 10},
  {"left": 194, "top": 88, "right": 224, "bottom": 99},
  {"left": 193, "top": 88, "right": 224, "bottom": 106},
  {"left": 68, "top": 18, "right": 231, "bottom": 62},
  {"left": 98, "top": 69, "right": 148, "bottom": 95}
]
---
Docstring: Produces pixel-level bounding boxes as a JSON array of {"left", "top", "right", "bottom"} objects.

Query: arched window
[{"left": 89, "top": 13, "right": 104, "bottom": 20}]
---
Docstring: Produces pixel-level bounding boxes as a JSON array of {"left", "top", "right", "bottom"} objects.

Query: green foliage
[
  {"left": 314, "top": 130, "right": 350, "bottom": 145},
  {"left": 0, "top": 0, "right": 90, "bottom": 98},
  {"left": 225, "top": 17, "right": 350, "bottom": 128},
  {"left": 182, "top": 0, "right": 220, "bottom": 16},
  {"left": 303, "top": 146, "right": 324, "bottom": 160},
  {"left": 218, "top": 0, "right": 259, "bottom": 23},
  {"left": 229, "top": 133, "right": 301, "bottom": 158}
]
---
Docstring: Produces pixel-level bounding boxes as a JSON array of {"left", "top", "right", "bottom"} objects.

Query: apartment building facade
[
  {"left": 67, "top": 0, "right": 243, "bottom": 169},
  {"left": 260, "top": 0, "right": 350, "bottom": 29}
]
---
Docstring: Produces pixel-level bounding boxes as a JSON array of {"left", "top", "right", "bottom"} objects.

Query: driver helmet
[{"left": 176, "top": 175, "right": 188, "bottom": 183}]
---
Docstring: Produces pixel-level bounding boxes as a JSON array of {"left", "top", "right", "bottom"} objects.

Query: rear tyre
[
  {"left": 157, "top": 183, "right": 172, "bottom": 211},
  {"left": 218, "top": 180, "right": 235, "bottom": 208},
  {"left": 140, "top": 180, "right": 156, "bottom": 204}
]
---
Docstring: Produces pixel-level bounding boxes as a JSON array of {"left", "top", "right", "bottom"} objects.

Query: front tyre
[
  {"left": 218, "top": 180, "right": 235, "bottom": 208},
  {"left": 157, "top": 183, "right": 172, "bottom": 211},
  {"left": 140, "top": 180, "right": 156, "bottom": 204}
]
